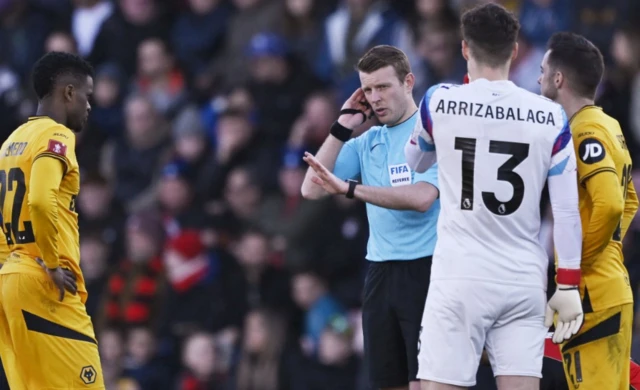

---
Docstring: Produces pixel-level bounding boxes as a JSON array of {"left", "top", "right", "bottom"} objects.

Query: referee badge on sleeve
[
  {"left": 389, "top": 163, "right": 412, "bottom": 187},
  {"left": 47, "top": 139, "right": 67, "bottom": 156}
]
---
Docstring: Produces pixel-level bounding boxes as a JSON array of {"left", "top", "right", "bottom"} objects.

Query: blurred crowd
[{"left": 1, "top": 0, "right": 640, "bottom": 389}]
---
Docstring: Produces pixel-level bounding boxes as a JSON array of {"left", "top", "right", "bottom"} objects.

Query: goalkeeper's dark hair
[
  {"left": 461, "top": 3, "right": 520, "bottom": 67},
  {"left": 547, "top": 32, "right": 604, "bottom": 100},
  {"left": 32, "top": 51, "right": 94, "bottom": 100}
]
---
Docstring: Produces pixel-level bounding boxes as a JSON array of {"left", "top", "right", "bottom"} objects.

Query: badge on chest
[{"left": 388, "top": 163, "right": 412, "bottom": 187}]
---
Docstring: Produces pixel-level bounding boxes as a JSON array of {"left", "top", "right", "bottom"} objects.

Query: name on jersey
[
  {"left": 2, "top": 142, "right": 28, "bottom": 157},
  {"left": 434, "top": 100, "right": 556, "bottom": 125}
]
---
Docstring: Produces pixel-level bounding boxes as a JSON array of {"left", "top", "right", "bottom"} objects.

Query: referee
[{"left": 302, "top": 45, "right": 439, "bottom": 390}]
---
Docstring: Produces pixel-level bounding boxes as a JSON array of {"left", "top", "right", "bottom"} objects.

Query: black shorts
[{"left": 362, "top": 256, "right": 431, "bottom": 388}]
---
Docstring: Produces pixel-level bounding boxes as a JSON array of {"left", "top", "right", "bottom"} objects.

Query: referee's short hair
[
  {"left": 356, "top": 45, "right": 411, "bottom": 83},
  {"left": 547, "top": 32, "right": 604, "bottom": 100},
  {"left": 461, "top": 3, "right": 520, "bottom": 68}
]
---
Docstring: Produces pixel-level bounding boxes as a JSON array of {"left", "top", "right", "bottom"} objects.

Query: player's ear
[
  {"left": 554, "top": 71, "right": 564, "bottom": 89},
  {"left": 404, "top": 72, "right": 415, "bottom": 92},
  {"left": 511, "top": 42, "right": 519, "bottom": 62},
  {"left": 461, "top": 40, "right": 470, "bottom": 61},
  {"left": 64, "top": 84, "right": 74, "bottom": 103}
]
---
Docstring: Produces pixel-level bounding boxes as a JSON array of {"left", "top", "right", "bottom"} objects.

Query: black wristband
[
  {"left": 330, "top": 120, "right": 353, "bottom": 143},
  {"left": 339, "top": 108, "right": 366, "bottom": 124},
  {"left": 345, "top": 179, "right": 358, "bottom": 199}
]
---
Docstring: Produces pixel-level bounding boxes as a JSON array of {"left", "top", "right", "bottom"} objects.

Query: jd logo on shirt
[
  {"left": 579, "top": 138, "right": 605, "bottom": 164},
  {"left": 389, "top": 163, "right": 412, "bottom": 187}
]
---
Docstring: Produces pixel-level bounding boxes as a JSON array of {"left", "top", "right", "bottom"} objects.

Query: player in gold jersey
[
  {"left": 539, "top": 32, "right": 638, "bottom": 390},
  {"left": 0, "top": 52, "right": 104, "bottom": 389}
]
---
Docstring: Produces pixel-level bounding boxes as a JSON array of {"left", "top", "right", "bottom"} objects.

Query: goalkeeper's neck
[
  {"left": 557, "top": 94, "right": 595, "bottom": 121},
  {"left": 466, "top": 56, "right": 512, "bottom": 83}
]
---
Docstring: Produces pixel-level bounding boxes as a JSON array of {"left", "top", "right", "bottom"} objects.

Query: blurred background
[{"left": 1, "top": 0, "right": 640, "bottom": 389}]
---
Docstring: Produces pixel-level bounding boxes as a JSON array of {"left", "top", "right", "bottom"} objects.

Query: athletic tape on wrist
[{"left": 556, "top": 268, "right": 581, "bottom": 286}]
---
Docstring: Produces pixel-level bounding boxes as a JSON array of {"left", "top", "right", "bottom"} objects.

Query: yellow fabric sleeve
[
  {"left": 28, "top": 156, "right": 65, "bottom": 269},
  {"left": 621, "top": 179, "right": 639, "bottom": 241},
  {"left": 582, "top": 170, "right": 624, "bottom": 263}
]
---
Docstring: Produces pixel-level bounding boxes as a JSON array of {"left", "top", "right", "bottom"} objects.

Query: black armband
[{"left": 330, "top": 121, "right": 353, "bottom": 143}]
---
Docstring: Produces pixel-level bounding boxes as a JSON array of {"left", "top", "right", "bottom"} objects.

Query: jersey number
[
  {"left": 613, "top": 163, "right": 632, "bottom": 241},
  {"left": 455, "top": 137, "right": 530, "bottom": 216},
  {"left": 0, "top": 167, "right": 35, "bottom": 245}
]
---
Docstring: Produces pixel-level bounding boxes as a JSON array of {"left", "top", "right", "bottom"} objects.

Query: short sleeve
[
  {"left": 414, "top": 162, "right": 439, "bottom": 189},
  {"left": 32, "top": 126, "right": 75, "bottom": 174},
  {"left": 572, "top": 124, "right": 616, "bottom": 185},
  {"left": 333, "top": 138, "right": 361, "bottom": 181}
]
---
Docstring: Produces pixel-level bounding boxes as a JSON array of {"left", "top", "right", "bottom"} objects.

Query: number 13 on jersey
[{"left": 454, "top": 137, "right": 530, "bottom": 216}]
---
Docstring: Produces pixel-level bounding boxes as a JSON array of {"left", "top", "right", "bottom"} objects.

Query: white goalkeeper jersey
[{"left": 405, "top": 79, "right": 582, "bottom": 289}]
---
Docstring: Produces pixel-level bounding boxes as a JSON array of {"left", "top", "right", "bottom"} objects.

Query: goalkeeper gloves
[{"left": 544, "top": 268, "right": 583, "bottom": 344}]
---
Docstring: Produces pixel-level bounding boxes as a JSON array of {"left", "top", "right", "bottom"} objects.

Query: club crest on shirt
[
  {"left": 47, "top": 139, "right": 67, "bottom": 156},
  {"left": 389, "top": 163, "right": 411, "bottom": 187}
]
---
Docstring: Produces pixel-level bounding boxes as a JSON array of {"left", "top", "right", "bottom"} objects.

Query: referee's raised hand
[
  {"left": 303, "top": 152, "right": 349, "bottom": 195},
  {"left": 338, "top": 88, "right": 373, "bottom": 130}
]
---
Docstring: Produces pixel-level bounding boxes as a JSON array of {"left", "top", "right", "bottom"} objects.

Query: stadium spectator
[
  {"left": 216, "top": 0, "right": 284, "bottom": 89},
  {"left": 71, "top": 0, "right": 114, "bottom": 57},
  {"left": 99, "top": 328, "right": 126, "bottom": 389},
  {"left": 178, "top": 332, "right": 226, "bottom": 389},
  {"left": 292, "top": 270, "right": 346, "bottom": 357},
  {"left": 44, "top": 30, "right": 78, "bottom": 54},
  {"left": 0, "top": 0, "right": 51, "bottom": 81},
  {"left": 231, "top": 228, "right": 294, "bottom": 315},
  {"left": 133, "top": 37, "right": 188, "bottom": 118},
  {"left": 246, "top": 32, "right": 323, "bottom": 146},
  {"left": 287, "top": 91, "right": 339, "bottom": 155},
  {"left": 87, "top": 63, "right": 126, "bottom": 140},
  {"left": 77, "top": 172, "right": 126, "bottom": 256},
  {"left": 121, "top": 327, "right": 170, "bottom": 389},
  {"left": 299, "top": 315, "right": 359, "bottom": 389},
  {"left": 105, "top": 94, "right": 171, "bottom": 213},
  {"left": 598, "top": 26, "right": 640, "bottom": 161},
  {"left": 171, "top": 0, "right": 230, "bottom": 81},
  {"left": 158, "top": 230, "right": 246, "bottom": 340},
  {"left": 80, "top": 230, "right": 111, "bottom": 317},
  {"left": 89, "top": 0, "right": 169, "bottom": 74},
  {"left": 223, "top": 166, "right": 266, "bottom": 224},
  {"left": 157, "top": 162, "right": 211, "bottom": 236},
  {"left": 509, "top": 33, "right": 546, "bottom": 93},
  {"left": 0, "top": 1, "right": 639, "bottom": 389},
  {"left": 0, "top": 58, "right": 29, "bottom": 142},
  {"left": 101, "top": 211, "right": 166, "bottom": 331},
  {"left": 412, "top": 0, "right": 458, "bottom": 34},
  {"left": 571, "top": 0, "right": 628, "bottom": 62},
  {"left": 233, "top": 308, "right": 297, "bottom": 390},
  {"left": 518, "top": 0, "right": 571, "bottom": 48},
  {"left": 315, "top": 0, "right": 421, "bottom": 101},
  {"left": 281, "top": 0, "right": 326, "bottom": 71},
  {"left": 414, "top": 19, "right": 467, "bottom": 97}
]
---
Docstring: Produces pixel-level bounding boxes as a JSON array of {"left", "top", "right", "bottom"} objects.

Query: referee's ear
[{"left": 404, "top": 72, "right": 415, "bottom": 93}]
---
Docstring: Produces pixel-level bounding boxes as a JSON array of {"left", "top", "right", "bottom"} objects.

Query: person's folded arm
[
  {"left": 621, "top": 179, "right": 639, "bottom": 242},
  {"left": 28, "top": 156, "right": 65, "bottom": 269},
  {"left": 581, "top": 171, "right": 624, "bottom": 263}
]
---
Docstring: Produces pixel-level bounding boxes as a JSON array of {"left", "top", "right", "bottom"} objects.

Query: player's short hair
[
  {"left": 32, "top": 51, "right": 94, "bottom": 100},
  {"left": 356, "top": 45, "right": 411, "bottom": 83},
  {"left": 547, "top": 32, "right": 604, "bottom": 100},
  {"left": 461, "top": 3, "right": 520, "bottom": 68}
]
